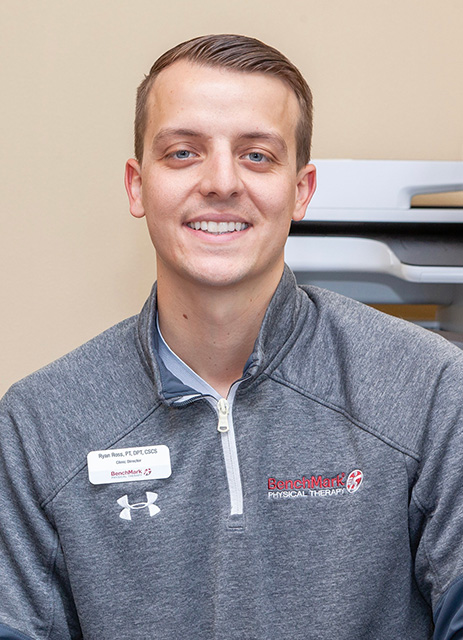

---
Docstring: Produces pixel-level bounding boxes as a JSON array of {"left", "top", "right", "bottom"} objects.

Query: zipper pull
[{"left": 217, "top": 398, "right": 230, "bottom": 433}]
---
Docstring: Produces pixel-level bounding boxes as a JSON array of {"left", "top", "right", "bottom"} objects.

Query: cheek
[
  {"left": 260, "top": 187, "right": 297, "bottom": 222},
  {"left": 249, "top": 173, "right": 296, "bottom": 206},
  {"left": 140, "top": 170, "right": 181, "bottom": 212},
  {"left": 141, "top": 185, "right": 165, "bottom": 214}
]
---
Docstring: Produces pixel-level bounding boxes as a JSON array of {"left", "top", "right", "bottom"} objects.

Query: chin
[{"left": 184, "top": 264, "right": 252, "bottom": 289}]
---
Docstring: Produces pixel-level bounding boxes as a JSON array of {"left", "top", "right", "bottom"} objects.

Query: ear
[
  {"left": 292, "top": 163, "right": 317, "bottom": 222},
  {"left": 124, "top": 158, "right": 145, "bottom": 219}
]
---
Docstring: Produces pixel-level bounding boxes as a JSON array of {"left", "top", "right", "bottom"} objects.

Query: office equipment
[{"left": 285, "top": 160, "right": 463, "bottom": 331}]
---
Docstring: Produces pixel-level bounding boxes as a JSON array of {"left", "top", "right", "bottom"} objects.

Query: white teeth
[{"left": 187, "top": 221, "right": 248, "bottom": 234}]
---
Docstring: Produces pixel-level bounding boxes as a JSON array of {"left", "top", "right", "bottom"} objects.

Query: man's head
[
  {"left": 134, "top": 34, "right": 313, "bottom": 171},
  {"left": 125, "top": 36, "right": 316, "bottom": 294}
]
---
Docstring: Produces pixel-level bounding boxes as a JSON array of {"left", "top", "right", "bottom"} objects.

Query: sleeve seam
[
  {"left": 40, "top": 401, "right": 162, "bottom": 509},
  {"left": 44, "top": 502, "right": 60, "bottom": 640},
  {"left": 269, "top": 372, "right": 421, "bottom": 461}
]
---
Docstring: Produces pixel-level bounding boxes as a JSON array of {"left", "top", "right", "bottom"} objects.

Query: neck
[{"left": 156, "top": 266, "right": 283, "bottom": 397}]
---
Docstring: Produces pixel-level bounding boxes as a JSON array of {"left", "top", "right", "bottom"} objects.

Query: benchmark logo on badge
[
  {"left": 267, "top": 469, "right": 364, "bottom": 499},
  {"left": 87, "top": 445, "right": 171, "bottom": 485}
]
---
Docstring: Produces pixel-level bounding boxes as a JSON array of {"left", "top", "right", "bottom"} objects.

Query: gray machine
[{"left": 285, "top": 159, "right": 463, "bottom": 334}]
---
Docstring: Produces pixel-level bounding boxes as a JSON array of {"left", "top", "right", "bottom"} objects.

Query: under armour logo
[{"left": 117, "top": 491, "right": 160, "bottom": 521}]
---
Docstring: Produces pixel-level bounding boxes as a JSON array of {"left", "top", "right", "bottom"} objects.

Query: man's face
[{"left": 125, "top": 60, "right": 316, "bottom": 290}]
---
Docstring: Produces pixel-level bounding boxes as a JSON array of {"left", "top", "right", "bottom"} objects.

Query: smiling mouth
[{"left": 187, "top": 221, "right": 249, "bottom": 235}]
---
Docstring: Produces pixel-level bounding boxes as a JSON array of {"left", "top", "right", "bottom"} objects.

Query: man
[{"left": 0, "top": 34, "right": 462, "bottom": 640}]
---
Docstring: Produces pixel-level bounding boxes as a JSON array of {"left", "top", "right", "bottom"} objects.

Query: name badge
[{"left": 87, "top": 445, "right": 171, "bottom": 485}]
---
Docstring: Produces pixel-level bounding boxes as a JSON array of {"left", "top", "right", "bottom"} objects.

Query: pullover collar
[{"left": 136, "top": 265, "right": 312, "bottom": 403}]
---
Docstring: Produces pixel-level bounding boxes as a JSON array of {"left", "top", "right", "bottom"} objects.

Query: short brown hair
[{"left": 134, "top": 34, "right": 313, "bottom": 170}]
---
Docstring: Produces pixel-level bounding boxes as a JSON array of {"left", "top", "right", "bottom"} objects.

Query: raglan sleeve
[
  {"left": 409, "top": 354, "right": 463, "bottom": 639},
  {"left": 0, "top": 386, "right": 81, "bottom": 640}
]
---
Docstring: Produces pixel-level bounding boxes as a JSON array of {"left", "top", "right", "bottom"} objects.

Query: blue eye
[
  {"left": 173, "top": 150, "right": 193, "bottom": 159},
  {"left": 248, "top": 152, "right": 266, "bottom": 162}
]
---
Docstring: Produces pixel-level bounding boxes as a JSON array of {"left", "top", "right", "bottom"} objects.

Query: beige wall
[{"left": 1, "top": 0, "right": 462, "bottom": 395}]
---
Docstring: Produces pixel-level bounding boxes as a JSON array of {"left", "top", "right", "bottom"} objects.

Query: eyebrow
[
  {"left": 151, "top": 128, "right": 201, "bottom": 149},
  {"left": 236, "top": 132, "right": 288, "bottom": 157},
  {"left": 152, "top": 128, "right": 288, "bottom": 156}
]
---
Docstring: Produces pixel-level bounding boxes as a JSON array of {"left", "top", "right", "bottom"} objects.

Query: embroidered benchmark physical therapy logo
[
  {"left": 346, "top": 469, "right": 363, "bottom": 493},
  {"left": 267, "top": 469, "right": 364, "bottom": 500},
  {"left": 117, "top": 491, "right": 160, "bottom": 520}
]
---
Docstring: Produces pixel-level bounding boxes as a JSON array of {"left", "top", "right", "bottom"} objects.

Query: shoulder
[
  {"left": 0, "top": 313, "right": 157, "bottom": 501},
  {"left": 5, "top": 313, "right": 146, "bottom": 404},
  {"left": 299, "top": 284, "right": 461, "bottom": 364},
  {"left": 272, "top": 285, "right": 463, "bottom": 456}
]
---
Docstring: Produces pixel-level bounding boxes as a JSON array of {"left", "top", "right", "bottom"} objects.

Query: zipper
[
  {"left": 217, "top": 398, "right": 230, "bottom": 432},
  {"left": 214, "top": 389, "right": 243, "bottom": 517},
  {"left": 173, "top": 388, "right": 245, "bottom": 518}
]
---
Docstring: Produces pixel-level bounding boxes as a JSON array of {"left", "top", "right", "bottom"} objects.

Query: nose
[{"left": 199, "top": 150, "right": 243, "bottom": 200}]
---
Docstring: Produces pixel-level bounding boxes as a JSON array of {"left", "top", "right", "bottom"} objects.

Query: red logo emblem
[
  {"left": 346, "top": 469, "right": 363, "bottom": 494},
  {"left": 144, "top": 468, "right": 151, "bottom": 476}
]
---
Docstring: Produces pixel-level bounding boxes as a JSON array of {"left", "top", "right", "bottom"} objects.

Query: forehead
[{"left": 144, "top": 60, "right": 300, "bottom": 153}]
